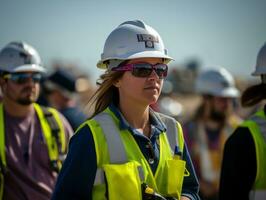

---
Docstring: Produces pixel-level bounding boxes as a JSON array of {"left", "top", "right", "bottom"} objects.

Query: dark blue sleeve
[
  {"left": 181, "top": 142, "right": 201, "bottom": 200},
  {"left": 219, "top": 127, "right": 256, "bottom": 200},
  {"left": 51, "top": 125, "right": 96, "bottom": 200}
]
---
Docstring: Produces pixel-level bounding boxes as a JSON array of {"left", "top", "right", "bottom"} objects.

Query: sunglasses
[
  {"left": 112, "top": 63, "right": 168, "bottom": 79},
  {"left": 3, "top": 73, "right": 42, "bottom": 84}
]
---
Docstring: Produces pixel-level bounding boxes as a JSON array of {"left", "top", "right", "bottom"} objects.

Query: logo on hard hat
[
  {"left": 137, "top": 34, "right": 159, "bottom": 48},
  {"left": 19, "top": 52, "right": 33, "bottom": 64}
]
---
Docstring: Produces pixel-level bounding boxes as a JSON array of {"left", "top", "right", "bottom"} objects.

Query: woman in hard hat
[
  {"left": 219, "top": 42, "right": 266, "bottom": 200},
  {"left": 52, "top": 20, "right": 200, "bottom": 200}
]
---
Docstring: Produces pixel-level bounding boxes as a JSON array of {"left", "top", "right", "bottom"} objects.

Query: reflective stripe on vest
[
  {"left": 94, "top": 113, "right": 127, "bottom": 163},
  {"left": 249, "top": 115, "right": 266, "bottom": 143},
  {"left": 241, "top": 110, "right": 266, "bottom": 199},
  {"left": 93, "top": 112, "right": 128, "bottom": 185},
  {"left": 0, "top": 103, "right": 65, "bottom": 199},
  {"left": 92, "top": 111, "right": 181, "bottom": 186},
  {"left": 157, "top": 113, "right": 179, "bottom": 154},
  {"left": 249, "top": 190, "right": 266, "bottom": 200},
  {"left": 34, "top": 103, "right": 67, "bottom": 158}
]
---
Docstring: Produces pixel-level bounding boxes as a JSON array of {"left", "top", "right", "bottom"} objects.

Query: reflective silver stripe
[
  {"left": 94, "top": 168, "right": 105, "bottom": 185},
  {"left": 138, "top": 165, "right": 144, "bottom": 182},
  {"left": 249, "top": 190, "right": 266, "bottom": 200},
  {"left": 158, "top": 113, "right": 178, "bottom": 154},
  {"left": 94, "top": 113, "right": 127, "bottom": 163},
  {"left": 92, "top": 112, "right": 177, "bottom": 185},
  {"left": 250, "top": 115, "right": 266, "bottom": 142}
]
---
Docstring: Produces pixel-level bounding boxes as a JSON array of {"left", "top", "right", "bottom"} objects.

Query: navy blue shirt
[
  {"left": 219, "top": 126, "right": 256, "bottom": 200},
  {"left": 52, "top": 104, "right": 200, "bottom": 200}
]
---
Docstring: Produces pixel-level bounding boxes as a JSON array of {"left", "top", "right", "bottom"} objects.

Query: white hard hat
[
  {"left": 195, "top": 67, "right": 239, "bottom": 98},
  {"left": 252, "top": 42, "right": 266, "bottom": 76},
  {"left": 0, "top": 41, "right": 46, "bottom": 73},
  {"left": 97, "top": 20, "right": 173, "bottom": 69}
]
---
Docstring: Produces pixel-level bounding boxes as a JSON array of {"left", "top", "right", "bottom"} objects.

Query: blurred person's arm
[{"left": 219, "top": 127, "right": 256, "bottom": 200}]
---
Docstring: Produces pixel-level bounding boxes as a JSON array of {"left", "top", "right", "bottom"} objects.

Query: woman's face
[{"left": 114, "top": 57, "right": 165, "bottom": 107}]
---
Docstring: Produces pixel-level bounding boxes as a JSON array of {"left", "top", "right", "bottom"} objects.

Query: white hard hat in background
[
  {"left": 97, "top": 20, "right": 173, "bottom": 69},
  {"left": 252, "top": 42, "right": 266, "bottom": 76},
  {"left": 195, "top": 67, "right": 239, "bottom": 98},
  {"left": 0, "top": 41, "right": 46, "bottom": 73}
]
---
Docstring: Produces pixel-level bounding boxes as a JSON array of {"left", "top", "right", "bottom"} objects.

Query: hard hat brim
[
  {"left": 97, "top": 51, "right": 174, "bottom": 69},
  {"left": 251, "top": 69, "right": 266, "bottom": 76},
  {"left": 213, "top": 87, "right": 240, "bottom": 98},
  {"left": 11, "top": 64, "right": 46, "bottom": 73}
]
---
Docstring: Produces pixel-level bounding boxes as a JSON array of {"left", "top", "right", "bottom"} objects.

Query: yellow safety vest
[
  {"left": 0, "top": 103, "right": 66, "bottom": 199},
  {"left": 78, "top": 107, "right": 188, "bottom": 200},
  {"left": 240, "top": 110, "right": 266, "bottom": 200}
]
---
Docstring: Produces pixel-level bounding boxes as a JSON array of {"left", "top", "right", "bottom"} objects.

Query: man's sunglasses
[
  {"left": 3, "top": 73, "right": 42, "bottom": 84},
  {"left": 112, "top": 63, "right": 168, "bottom": 79}
]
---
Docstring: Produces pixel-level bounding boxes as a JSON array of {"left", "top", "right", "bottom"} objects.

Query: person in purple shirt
[{"left": 0, "top": 41, "right": 73, "bottom": 200}]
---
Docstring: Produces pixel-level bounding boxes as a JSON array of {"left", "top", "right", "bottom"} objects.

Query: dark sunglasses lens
[
  {"left": 154, "top": 64, "right": 168, "bottom": 78},
  {"left": 132, "top": 63, "right": 153, "bottom": 77},
  {"left": 132, "top": 63, "right": 167, "bottom": 78},
  {"left": 32, "top": 74, "right": 42, "bottom": 82},
  {"left": 10, "top": 73, "right": 42, "bottom": 84}
]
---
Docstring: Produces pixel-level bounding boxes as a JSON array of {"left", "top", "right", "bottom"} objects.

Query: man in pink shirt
[{"left": 0, "top": 41, "right": 73, "bottom": 200}]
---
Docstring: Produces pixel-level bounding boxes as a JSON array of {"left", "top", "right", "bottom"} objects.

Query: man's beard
[
  {"left": 16, "top": 98, "right": 35, "bottom": 105},
  {"left": 209, "top": 107, "right": 227, "bottom": 124},
  {"left": 16, "top": 87, "right": 38, "bottom": 105}
]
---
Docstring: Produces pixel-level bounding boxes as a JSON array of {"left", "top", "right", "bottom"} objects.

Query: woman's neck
[{"left": 118, "top": 100, "right": 151, "bottom": 137}]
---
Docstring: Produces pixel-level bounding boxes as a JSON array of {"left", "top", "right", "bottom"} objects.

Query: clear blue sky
[{"left": 1, "top": 0, "right": 266, "bottom": 82}]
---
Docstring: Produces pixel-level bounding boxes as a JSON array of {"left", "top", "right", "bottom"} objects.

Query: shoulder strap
[
  {"left": 93, "top": 112, "right": 145, "bottom": 185},
  {"left": 157, "top": 113, "right": 180, "bottom": 154},
  {"left": 249, "top": 112, "right": 266, "bottom": 142},
  {"left": 0, "top": 103, "right": 6, "bottom": 199},
  {"left": 34, "top": 104, "right": 66, "bottom": 172},
  {"left": 41, "top": 106, "right": 62, "bottom": 152},
  {"left": 93, "top": 112, "right": 127, "bottom": 163},
  {"left": 0, "top": 103, "right": 6, "bottom": 171}
]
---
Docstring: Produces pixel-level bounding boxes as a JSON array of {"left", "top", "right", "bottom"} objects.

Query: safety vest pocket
[
  {"left": 165, "top": 158, "right": 186, "bottom": 199},
  {"left": 103, "top": 161, "right": 142, "bottom": 200}
]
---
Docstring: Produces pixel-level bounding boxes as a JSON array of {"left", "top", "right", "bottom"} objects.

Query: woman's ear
[{"left": 113, "top": 79, "right": 121, "bottom": 88}]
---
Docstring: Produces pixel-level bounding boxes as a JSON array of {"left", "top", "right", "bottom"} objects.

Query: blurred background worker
[
  {"left": 183, "top": 66, "right": 242, "bottom": 200},
  {"left": 0, "top": 41, "right": 73, "bottom": 200},
  {"left": 219, "top": 42, "right": 266, "bottom": 200},
  {"left": 42, "top": 68, "right": 88, "bottom": 131}
]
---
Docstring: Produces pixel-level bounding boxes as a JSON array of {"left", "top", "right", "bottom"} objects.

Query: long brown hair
[
  {"left": 87, "top": 70, "right": 124, "bottom": 118},
  {"left": 241, "top": 83, "right": 266, "bottom": 107}
]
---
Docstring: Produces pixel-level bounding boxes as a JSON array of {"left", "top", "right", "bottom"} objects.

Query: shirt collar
[{"left": 108, "top": 103, "right": 166, "bottom": 133}]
